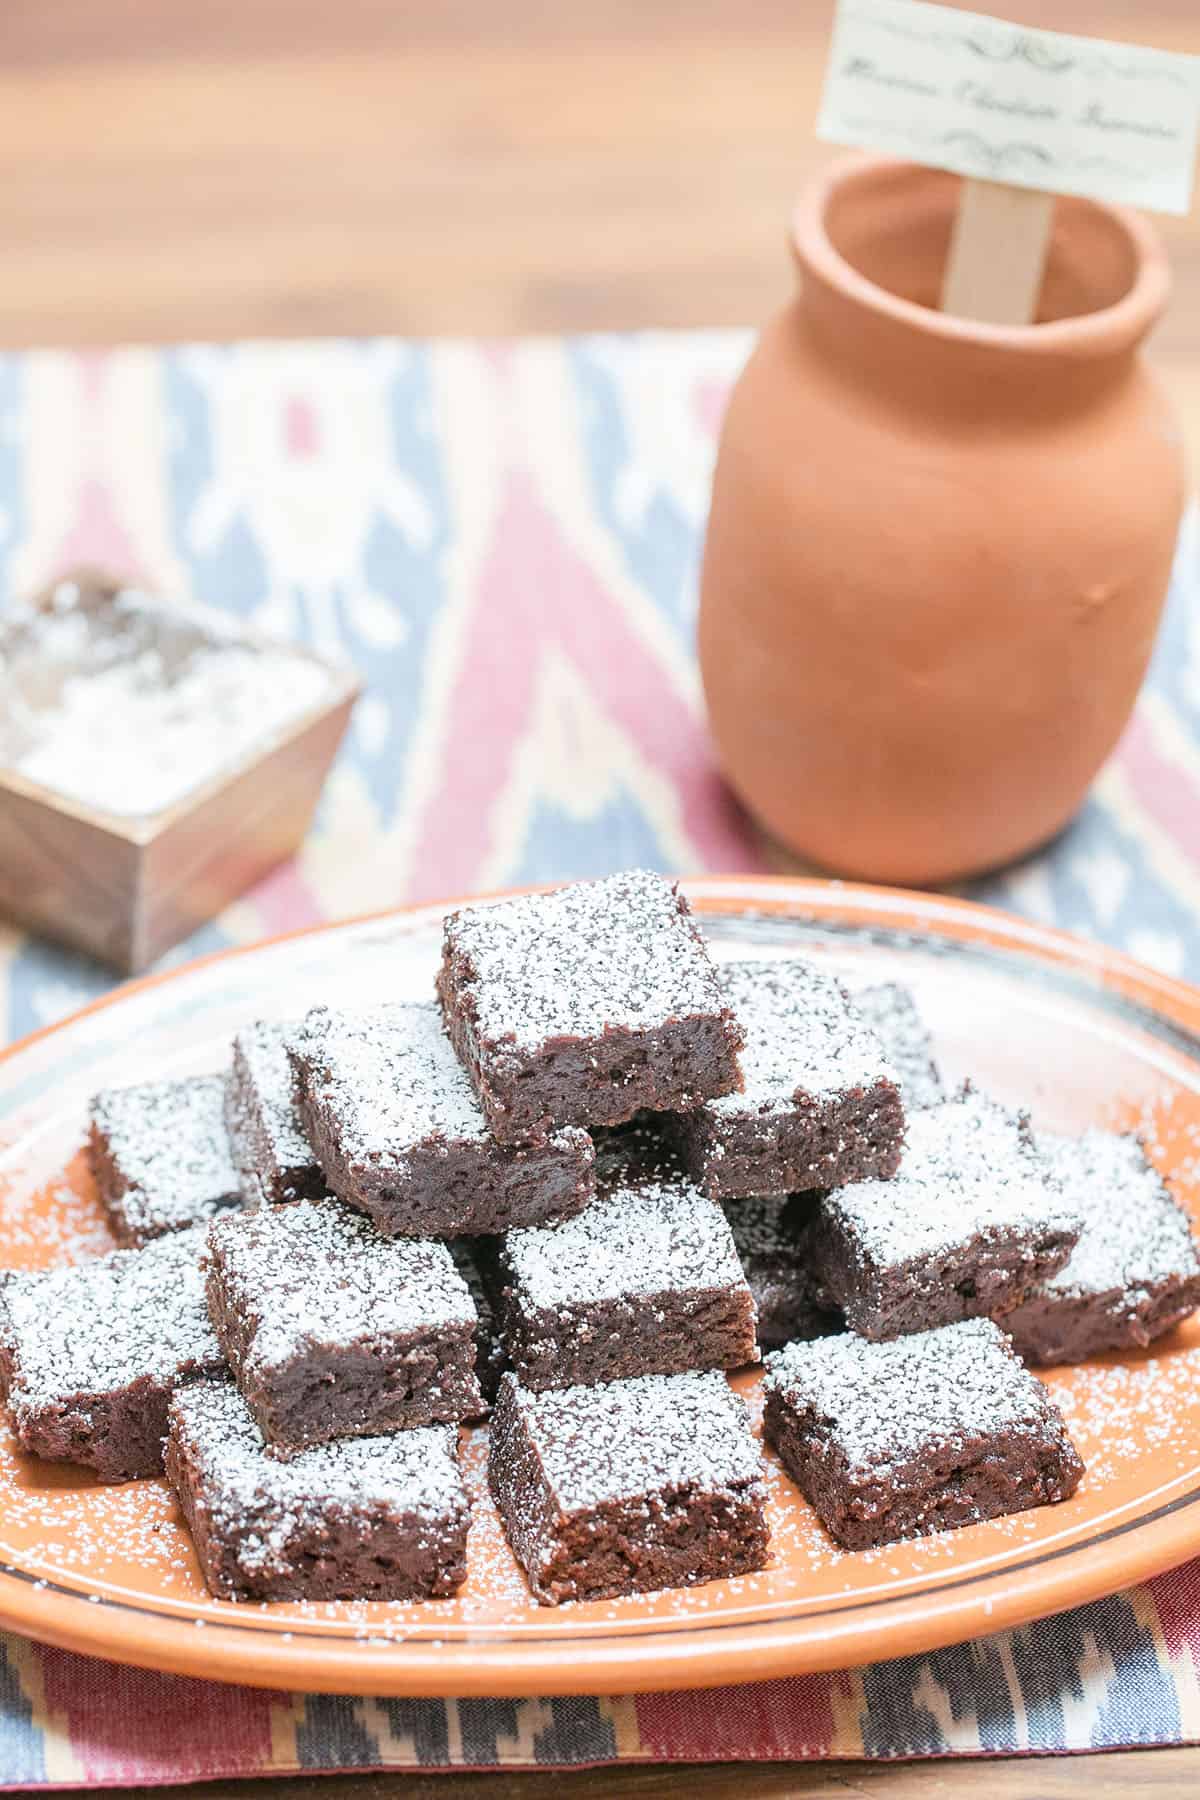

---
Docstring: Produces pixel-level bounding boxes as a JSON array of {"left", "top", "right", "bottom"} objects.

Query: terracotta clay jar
[{"left": 699, "top": 155, "right": 1186, "bottom": 885}]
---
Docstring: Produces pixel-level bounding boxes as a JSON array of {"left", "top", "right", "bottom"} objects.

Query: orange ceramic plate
[{"left": 3, "top": 876, "right": 1200, "bottom": 1697}]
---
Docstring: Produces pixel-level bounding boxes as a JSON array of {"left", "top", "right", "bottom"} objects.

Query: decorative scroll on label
[{"left": 817, "top": 0, "right": 1199, "bottom": 216}]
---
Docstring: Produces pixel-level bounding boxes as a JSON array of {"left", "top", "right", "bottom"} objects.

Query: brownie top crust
[
  {"left": 712, "top": 960, "right": 894, "bottom": 1117},
  {"left": 821, "top": 1088, "right": 1076, "bottom": 1262},
  {"left": 502, "top": 1177, "right": 745, "bottom": 1308},
  {"left": 441, "top": 870, "right": 729, "bottom": 1051},
  {"left": 498, "top": 1369, "right": 762, "bottom": 1509},
  {"left": 765, "top": 1318, "right": 1061, "bottom": 1472},
  {"left": 1034, "top": 1128, "right": 1200, "bottom": 1300},
  {"left": 850, "top": 981, "right": 944, "bottom": 1111},
  {"left": 233, "top": 1020, "right": 314, "bottom": 1168},
  {"left": 292, "top": 1001, "right": 492, "bottom": 1147},
  {"left": 171, "top": 1380, "right": 465, "bottom": 1542},
  {"left": 0, "top": 1226, "right": 220, "bottom": 1411},
  {"left": 206, "top": 1199, "right": 476, "bottom": 1374},
  {"left": 90, "top": 1073, "right": 239, "bottom": 1235}
]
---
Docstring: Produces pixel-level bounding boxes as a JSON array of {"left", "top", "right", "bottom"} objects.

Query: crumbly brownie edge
[
  {"left": 1006, "top": 1272, "right": 1200, "bottom": 1366},
  {"left": 676, "top": 1081, "right": 905, "bottom": 1202},
  {"left": 165, "top": 1410, "right": 248, "bottom": 1599},
  {"left": 86, "top": 1119, "right": 147, "bottom": 1247},
  {"left": 497, "top": 1280, "right": 759, "bottom": 1393},
  {"left": 15, "top": 1370, "right": 205, "bottom": 1482}
]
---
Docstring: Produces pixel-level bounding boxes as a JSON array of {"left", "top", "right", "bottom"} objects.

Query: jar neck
[{"left": 792, "top": 158, "right": 1168, "bottom": 422}]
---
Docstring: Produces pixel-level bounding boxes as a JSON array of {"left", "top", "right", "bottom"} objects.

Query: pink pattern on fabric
[
  {"left": 284, "top": 398, "right": 320, "bottom": 460},
  {"left": 37, "top": 1645, "right": 279, "bottom": 1786},
  {"left": 402, "top": 470, "right": 762, "bottom": 900},
  {"left": 1148, "top": 1557, "right": 1200, "bottom": 1668},
  {"left": 635, "top": 1673, "right": 838, "bottom": 1760},
  {"left": 244, "top": 858, "right": 325, "bottom": 939},
  {"left": 50, "top": 479, "right": 145, "bottom": 587},
  {"left": 694, "top": 376, "right": 732, "bottom": 441},
  {"left": 1117, "top": 712, "right": 1200, "bottom": 864}
]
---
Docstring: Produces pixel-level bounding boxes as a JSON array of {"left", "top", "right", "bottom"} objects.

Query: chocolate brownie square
[
  {"left": 437, "top": 869, "right": 744, "bottom": 1145},
  {"left": 808, "top": 1089, "right": 1080, "bottom": 1341},
  {"left": 1004, "top": 1128, "right": 1200, "bottom": 1365},
  {"left": 763, "top": 1318, "right": 1084, "bottom": 1550},
  {"left": 0, "top": 1227, "right": 224, "bottom": 1481},
  {"left": 851, "top": 981, "right": 944, "bottom": 1111},
  {"left": 490, "top": 1172, "right": 758, "bottom": 1390},
  {"left": 225, "top": 1020, "right": 323, "bottom": 1207},
  {"left": 489, "top": 1369, "right": 768, "bottom": 1604},
  {"left": 289, "top": 1003, "right": 594, "bottom": 1236},
  {"left": 205, "top": 1198, "right": 482, "bottom": 1452},
  {"left": 723, "top": 1195, "right": 842, "bottom": 1350},
  {"left": 670, "top": 960, "right": 903, "bottom": 1200},
  {"left": 166, "top": 1378, "right": 469, "bottom": 1602},
  {"left": 89, "top": 1074, "right": 242, "bottom": 1246}
]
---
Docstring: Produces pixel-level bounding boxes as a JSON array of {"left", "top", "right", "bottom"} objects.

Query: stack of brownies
[{"left": 3, "top": 867, "right": 1200, "bottom": 1608}]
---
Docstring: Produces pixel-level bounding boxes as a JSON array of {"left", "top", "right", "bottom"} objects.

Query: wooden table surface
[{"left": 10, "top": 1, "right": 1200, "bottom": 1794}]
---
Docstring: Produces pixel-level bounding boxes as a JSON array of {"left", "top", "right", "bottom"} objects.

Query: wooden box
[{"left": 0, "top": 573, "right": 361, "bottom": 973}]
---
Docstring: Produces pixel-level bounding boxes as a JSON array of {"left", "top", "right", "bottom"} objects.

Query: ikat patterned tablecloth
[{"left": 0, "top": 332, "right": 1198, "bottom": 1784}]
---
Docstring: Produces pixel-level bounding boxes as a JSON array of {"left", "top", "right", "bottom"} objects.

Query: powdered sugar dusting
[
  {"left": 90, "top": 1075, "right": 241, "bottom": 1240},
  {"left": 170, "top": 1380, "right": 467, "bottom": 1577},
  {"left": 231, "top": 1020, "right": 315, "bottom": 1173},
  {"left": 819, "top": 1089, "right": 1077, "bottom": 1263},
  {"left": 502, "top": 1177, "right": 747, "bottom": 1309},
  {"left": 1032, "top": 1128, "right": 1200, "bottom": 1300},
  {"left": 206, "top": 1200, "right": 476, "bottom": 1377},
  {"left": 499, "top": 1369, "right": 763, "bottom": 1511},
  {"left": 712, "top": 960, "right": 894, "bottom": 1117},
  {"left": 291, "top": 1003, "right": 494, "bottom": 1155},
  {"left": 1, "top": 1227, "right": 221, "bottom": 1417},
  {"left": 850, "top": 981, "right": 944, "bottom": 1112},
  {"left": 0, "top": 582, "right": 332, "bottom": 818},
  {"left": 442, "top": 870, "right": 728, "bottom": 1051},
  {"left": 765, "top": 1319, "right": 1064, "bottom": 1473}
]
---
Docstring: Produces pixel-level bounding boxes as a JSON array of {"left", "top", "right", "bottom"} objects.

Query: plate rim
[{"left": 3, "top": 872, "right": 1200, "bottom": 1697}]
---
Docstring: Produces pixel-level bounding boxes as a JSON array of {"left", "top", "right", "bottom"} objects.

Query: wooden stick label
[{"left": 817, "top": 0, "right": 1199, "bottom": 215}]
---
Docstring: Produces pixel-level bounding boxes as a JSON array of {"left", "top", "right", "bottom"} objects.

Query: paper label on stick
[{"left": 817, "top": 0, "right": 1199, "bottom": 215}]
